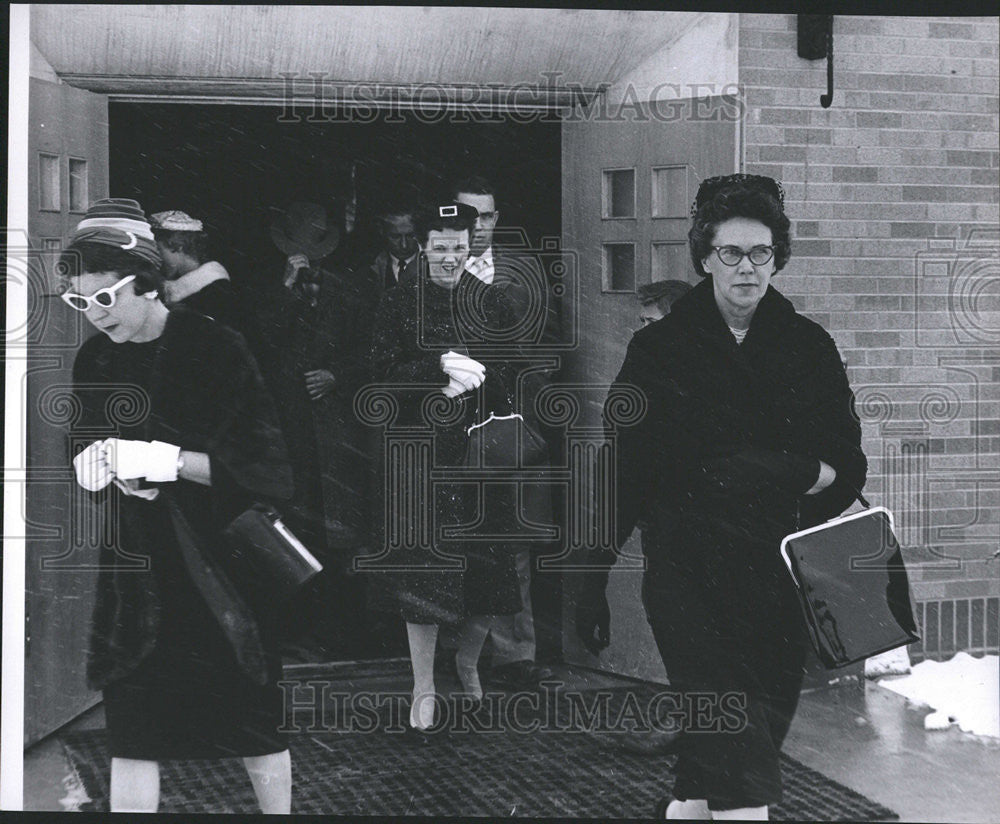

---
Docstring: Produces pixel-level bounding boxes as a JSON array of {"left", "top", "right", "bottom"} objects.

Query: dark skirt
[
  {"left": 103, "top": 641, "right": 287, "bottom": 761},
  {"left": 367, "top": 547, "right": 522, "bottom": 625},
  {"left": 366, "top": 481, "right": 523, "bottom": 624},
  {"left": 103, "top": 517, "right": 287, "bottom": 760},
  {"left": 641, "top": 534, "right": 808, "bottom": 811}
]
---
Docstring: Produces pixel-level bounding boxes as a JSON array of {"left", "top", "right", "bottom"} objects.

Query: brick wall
[{"left": 739, "top": 14, "right": 1000, "bottom": 650}]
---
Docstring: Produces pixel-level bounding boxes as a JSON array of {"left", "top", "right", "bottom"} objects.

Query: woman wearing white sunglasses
[{"left": 60, "top": 198, "right": 295, "bottom": 814}]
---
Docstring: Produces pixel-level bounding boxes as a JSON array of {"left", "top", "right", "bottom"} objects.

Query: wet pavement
[
  {"left": 785, "top": 679, "right": 1000, "bottom": 824},
  {"left": 22, "top": 661, "right": 1000, "bottom": 821}
]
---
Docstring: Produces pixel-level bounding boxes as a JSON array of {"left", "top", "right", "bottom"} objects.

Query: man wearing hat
[{"left": 257, "top": 201, "right": 379, "bottom": 658}]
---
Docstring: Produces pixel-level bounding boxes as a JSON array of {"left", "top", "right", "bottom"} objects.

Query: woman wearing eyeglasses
[
  {"left": 577, "top": 175, "right": 867, "bottom": 820},
  {"left": 61, "top": 199, "right": 295, "bottom": 813}
]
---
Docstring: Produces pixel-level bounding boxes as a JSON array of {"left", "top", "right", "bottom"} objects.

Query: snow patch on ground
[
  {"left": 865, "top": 646, "right": 912, "bottom": 678},
  {"left": 58, "top": 769, "right": 91, "bottom": 812},
  {"left": 877, "top": 652, "right": 999, "bottom": 738}
]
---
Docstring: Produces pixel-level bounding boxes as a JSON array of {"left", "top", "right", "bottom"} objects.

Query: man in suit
[
  {"left": 369, "top": 199, "right": 420, "bottom": 292},
  {"left": 448, "top": 175, "right": 556, "bottom": 691},
  {"left": 258, "top": 201, "right": 378, "bottom": 658},
  {"left": 452, "top": 176, "right": 558, "bottom": 343}
]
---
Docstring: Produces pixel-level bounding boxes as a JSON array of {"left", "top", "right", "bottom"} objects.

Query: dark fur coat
[{"left": 71, "top": 308, "right": 292, "bottom": 689}]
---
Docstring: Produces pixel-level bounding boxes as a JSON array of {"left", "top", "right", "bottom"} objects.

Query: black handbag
[
  {"left": 780, "top": 498, "right": 920, "bottom": 669},
  {"left": 464, "top": 409, "right": 549, "bottom": 469},
  {"left": 455, "top": 402, "right": 553, "bottom": 545},
  {"left": 223, "top": 504, "right": 324, "bottom": 606},
  {"left": 162, "top": 493, "right": 322, "bottom": 648}
]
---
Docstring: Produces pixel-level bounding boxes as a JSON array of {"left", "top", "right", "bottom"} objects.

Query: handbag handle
[
  {"left": 467, "top": 410, "right": 524, "bottom": 437},
  {"left": 796, "top": 483, "right": 871, "bottom": 531},
  {"left": 467, "top": 373, "right": 523, "bottom": 436}
]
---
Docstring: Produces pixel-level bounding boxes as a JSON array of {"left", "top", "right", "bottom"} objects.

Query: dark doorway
[
  {"left": 109, "top": 103, "right": 561, "bottom": 287},
  {"left": 107, "top": 103, "right": 563, "bottom": 665}
]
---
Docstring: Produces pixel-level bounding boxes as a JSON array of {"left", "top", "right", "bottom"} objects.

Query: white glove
[
  {"left": 73, "top": 440, "right": 114, "bottom": 492},
  {"left": 113, "top": 477, "right": 161, "bottom": 500},
  {"left": 441, "top": 376, "right": 467, "bottom": 398},
  {"left": 103, "top": 438, "right": 181, "bottom": 483},
  {"left": 440, "top": 351, "right": 486, "bottom": 392}
]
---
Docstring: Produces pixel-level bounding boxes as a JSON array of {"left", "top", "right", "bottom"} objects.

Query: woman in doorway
[
  {"left": 367, "top": 201, "right": 523, "bottom": 732},
  {"left": 577, "top": 175, "right": 867, "bottom": 820},
  {"left": 63, "top": 199, "right": 295, "bottom": 813}
]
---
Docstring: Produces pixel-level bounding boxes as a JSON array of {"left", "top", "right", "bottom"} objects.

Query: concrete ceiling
[{"left": 31, "top": 5, "right": 704, "bottom": 97}]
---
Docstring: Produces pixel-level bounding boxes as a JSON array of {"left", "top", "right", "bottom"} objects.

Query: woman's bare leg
[
  {"left": 712, "top": 806, "right": 767, "bottom": 820},
  {"left": 666, "top": 798, "right": 711, "bottom": 819},
  {"left": 109, "top": 757, "right": 160, "bottom": 812},
  {"left": 243, "top": 749, "right": 292, "bottom": 814},
  {"left": 406, "top": 622, "right": 439, "bottom": 729},
  {"left": 454, "top": 615, "right": 491, "bottom": 700}
]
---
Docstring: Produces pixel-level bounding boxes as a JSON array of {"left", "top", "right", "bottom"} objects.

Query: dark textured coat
[
  {"left": 72, "top": 308, "right": 293, "bottom": 689},
  {"left": 254, "top": 265, "right": 380, "bottom": 551},
  {"left": 487, "top": 246, "right": 561, "bottom": 351},
  {"left": 365, "top": 266, "right": 526, "bottom": 623},
  {"left": 607, "top": 277, "right": 867, "bottom": 684},
  {"left": 173, "top": 279, "right": 243, "bottom": 335}
]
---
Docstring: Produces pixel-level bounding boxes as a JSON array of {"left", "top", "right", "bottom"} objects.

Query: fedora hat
[{"left": 270, "top": 202, "right": 340, "bottom": 260}]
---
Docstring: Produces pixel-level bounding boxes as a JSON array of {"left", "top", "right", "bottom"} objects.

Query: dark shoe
[
  {"left": 488, "top": 660, "right": 555, "bottom": 690},
  {"left": 401, "top": 692, "right": 449, "bottom": 744},
  {"left": 401, "top": 723, "right": 449, "bottom": 745}
]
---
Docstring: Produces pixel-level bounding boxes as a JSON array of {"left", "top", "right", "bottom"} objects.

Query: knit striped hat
[{"left": 69, "top": 198, "right": 161, "bottom": 268}]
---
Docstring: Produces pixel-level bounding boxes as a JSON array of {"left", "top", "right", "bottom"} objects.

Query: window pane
[
  {"left": 652, "top": 242, "right": 691, "bottom": 282},
  {"left": 603, "top": 169, "right": 635, "bottom": 218},
  {"left": 603, "top": 243, "right": 635, "bottom": 292},
  {"left": 652, "top": 166, "right": 688, "bottom": 218},
  {"left": 69, "top": 159, "right": 88, "bottom": 212},
  {"left": 39, "top": 154, "right": 60, "bottom": 211}
]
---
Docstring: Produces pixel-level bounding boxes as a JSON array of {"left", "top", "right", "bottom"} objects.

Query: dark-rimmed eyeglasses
[
  {"left": 711, "top": 245, "right": 775, "bottom": 267},
  {"left": 60, "top": 275, "right": 136, "bottom": 312}
]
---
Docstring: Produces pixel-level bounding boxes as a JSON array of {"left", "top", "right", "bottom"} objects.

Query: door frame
[{"left": 3, "top": 4, "right": 33, "bottom": 808}]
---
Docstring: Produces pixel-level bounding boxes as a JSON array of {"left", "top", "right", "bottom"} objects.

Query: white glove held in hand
[
  {"left": 113, "top": 478, "right": 161, "bottom": 500},
  {"left": 103, "top": 438, "right": 182, "bottom": 483},
  {"left": 440, "top": 351, "right": 486, "bottom": 393},
  {"left": 73, "top": 440, "right": 114, "bottom": 491},
  {"left": 441, "top": 376, "right": 467, "bottom": 398}
]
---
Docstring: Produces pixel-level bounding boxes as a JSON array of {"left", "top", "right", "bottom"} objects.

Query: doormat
[{"left": 60, "top": 684, "right": 898, "bottom": 820}]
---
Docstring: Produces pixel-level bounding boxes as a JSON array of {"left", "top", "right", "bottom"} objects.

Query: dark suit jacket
[
  {"left": 254, "top": 265, "right": 381, "bottom": 546},
  {"left": 369, "top": 249, "right": 417, "bottom": 295},
  {"left": 481, "top": 246, "right": 561, "bottom": 351}
]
